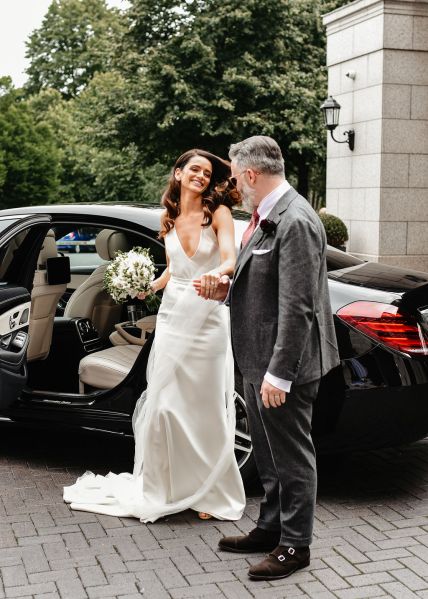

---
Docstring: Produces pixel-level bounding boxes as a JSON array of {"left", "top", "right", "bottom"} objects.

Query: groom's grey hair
[{"left": 229, "top": 136, "right": 285, "bottom": 176}]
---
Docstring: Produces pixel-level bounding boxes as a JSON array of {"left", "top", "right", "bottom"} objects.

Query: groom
[{"left": 217, "top": 136, "right": 339, "bottom": 580}]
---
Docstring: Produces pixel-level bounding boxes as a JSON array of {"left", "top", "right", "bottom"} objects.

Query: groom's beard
[{"left": 240, "top": 181, "right": 256, "bottom": 213}]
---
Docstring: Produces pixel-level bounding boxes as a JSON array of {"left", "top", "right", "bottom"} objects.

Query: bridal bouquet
[{"left": 104, "top": 247, "right": 160, "bottom": 312}]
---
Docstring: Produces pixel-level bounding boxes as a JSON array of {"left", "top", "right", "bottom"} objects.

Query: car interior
[{"left": 0, "top": 222, "right": 165, "bottom": 399}]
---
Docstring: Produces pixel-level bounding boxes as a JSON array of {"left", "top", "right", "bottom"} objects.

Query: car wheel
[{"left": 234, "top": 379, "right": 258, "bottom": 484}]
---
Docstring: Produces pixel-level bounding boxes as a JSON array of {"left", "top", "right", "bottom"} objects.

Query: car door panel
[
  {"left": 0, "top": 214, "right": 52, "bottom": 410},
  {"left": 0, "top": 285, "right": 31, "bottom": 409}
]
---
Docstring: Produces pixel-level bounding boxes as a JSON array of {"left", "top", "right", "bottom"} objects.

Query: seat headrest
[
  {"left": 95, "top": 229, "right": 129, "bottom": 261},
  {"left": 38, "top": 230, "right": 57, "bottom": 267}
]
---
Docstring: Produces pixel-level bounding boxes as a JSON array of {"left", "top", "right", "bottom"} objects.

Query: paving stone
[
  {"left": 80, "top": 523, "right": 107, "bottom": 539},
  {"left": 4, "top": 582, "right": 58, "bottom": 597},
  {"left": 400, "top": 556, "right": 428, "bottom": 577},
  {"left": 313, "top": 567, "right": 350, "bottom": 590},
  {"left": 380, "top": 580, "right": 422, "bottom": 598},
  {"left": 391, "top": 567, "right": 428, "bottom": 591},
  {"left": 409, "top": 545, "right": 428, "bottom": 562},
  {"left": 28, "top": 569, "right": 77, "bottom": 584},
  {"left": 322, "top": 555, "right": 362, "bottom": 577},
  {"left": 171, "top": 553, "right": 205, "bottom": 576},
  {"left": 334, "top": 542, "right": 370, "bottom": 564},
  {"left": 78, "top": 565, "right": 108, "bottom": 587},
  {"left": 43, "top": 541, "right": 70, "bottom": 562},
  {"left": 366, "top": 548, "right": 413, "bottom": 561},
  {"left": 11, "top": 521, "right": 37, "bottom": 538},
  {"left": 85, "top": 583, "right": 139, "bottom": 598},
  {"left": 168, "top": 584, "right": 222, "bottom": 598},
  {"left": 1, "top": 564, "right": 28, "bottom": 587},
  {"left": 345, "top": 572, "right": 395, "bottom": 586},
  {"left": 186, "top": 572, "right": 237, "bottom": 585},
  {"left": 113, "top": 539, "right": 143, "bottom": 561},
  {"left": 154, "top": 565, "right": 189, "bottom": 589},
  {"left": 49, "top": 556, "right": 98, "bottom": 570},
  {"left": 62, "top": 532, "right": 90, "bottom": 550},
  {"left": 6, "top": 430, "right": 428, "bottom": 598},
  {"left": 298, "top": 580, "right": 335, "bottom": 596},
  {"left": 56, "top": 577, "right": 88, "bottom": 599},
  {"left": 358, "top": 559, "right": 404, "bottom": 573},
  {"left": 97, "top": 554, "right": 128, "bottom": 575},
  {"left": 21, "top": 546, "right": 50, "bottom": 574},
  {"left": 335, "top": 586, "right": 384, "bottom": 599}
]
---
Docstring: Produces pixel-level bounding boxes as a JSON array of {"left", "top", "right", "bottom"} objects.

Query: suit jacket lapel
[{"left": 233, "top": 187, "right": 298, "bottom": 283}]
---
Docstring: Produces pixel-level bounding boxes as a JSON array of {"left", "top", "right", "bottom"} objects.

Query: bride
[{"left": 64, "top": 149, "right": 246, "bottom": 522}]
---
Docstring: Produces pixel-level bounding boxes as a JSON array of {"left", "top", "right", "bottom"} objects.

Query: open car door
[{"left": 0, "top": 214, "right": 52, "bottom": 412}]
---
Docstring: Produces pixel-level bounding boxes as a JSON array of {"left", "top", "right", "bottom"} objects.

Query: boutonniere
[{"left": 259, "top": 219, "right": 277, "bottom": 236}]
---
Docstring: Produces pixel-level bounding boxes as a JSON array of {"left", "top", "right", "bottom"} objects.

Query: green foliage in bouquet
[
  {"left": 318, "top": 212, "right": 348, "bottom": 249},
  {"left": 103, "top": 247, "right": 160, "bottom": 312}
]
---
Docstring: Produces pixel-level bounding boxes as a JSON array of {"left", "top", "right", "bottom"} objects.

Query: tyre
[{"left": 234, "top": 375, "right": 258, "bottom": 484}]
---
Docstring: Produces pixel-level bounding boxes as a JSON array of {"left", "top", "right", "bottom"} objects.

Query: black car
[{"left": 0, "top": 203, "right": 427, "bottom": 483}]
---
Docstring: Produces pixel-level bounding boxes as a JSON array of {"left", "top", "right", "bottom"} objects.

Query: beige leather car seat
[
  {"left": 64, "top": 229, "right": 129, "bottom": 339},
  {"left": 78, "top": 315, "right": 157, "bottom": 392},
  {"left": 27, "top": 230, "right": 68, "bottom": 362}
]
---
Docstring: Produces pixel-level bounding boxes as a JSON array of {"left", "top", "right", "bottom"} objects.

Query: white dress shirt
[{"left": 255, "top": 180, "right": 292, "bottom": 394}]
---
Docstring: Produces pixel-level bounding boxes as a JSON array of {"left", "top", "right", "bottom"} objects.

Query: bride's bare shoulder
[{"left": 212, "top": 205, "right": 233, "bottom": 230}]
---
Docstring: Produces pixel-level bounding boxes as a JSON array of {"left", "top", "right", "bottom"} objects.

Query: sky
[{"left": 0, "top": 0, "right": 130, "bottom": 88}]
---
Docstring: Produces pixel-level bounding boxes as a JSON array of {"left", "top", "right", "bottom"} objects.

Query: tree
[
  {"left": 0, "top": 79, "right": 60, "bottom": 209},
  {"left": 19, "top": 0, "right": 352, "bottom": 205},
  {"left": 85, "top": 0, "right": 347, "bottom": 199},
  {"left": 25, "top": 0, "right": 125, "bottom": 99}
]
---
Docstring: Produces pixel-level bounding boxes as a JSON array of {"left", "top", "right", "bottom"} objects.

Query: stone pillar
[{"left": 324, "top": 0, "right": 428, "bottom": 271}]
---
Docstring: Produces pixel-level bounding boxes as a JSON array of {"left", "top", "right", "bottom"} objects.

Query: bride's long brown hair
[{"left": 159, "top": 149, "right": 240, "bottom": 239}]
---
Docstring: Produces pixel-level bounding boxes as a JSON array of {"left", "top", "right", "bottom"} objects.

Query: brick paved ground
[{"left": 2, "top": 424, "right": 428, "bottom": 598}]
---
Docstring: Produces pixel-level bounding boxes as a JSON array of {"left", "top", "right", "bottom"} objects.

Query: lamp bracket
[{"left": 330, "top": 128, "right": 355, "bottom": 151}]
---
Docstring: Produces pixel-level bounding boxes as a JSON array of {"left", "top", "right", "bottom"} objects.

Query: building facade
[{"left": 324, "top": 0, "right": 428, "bottom": 272}]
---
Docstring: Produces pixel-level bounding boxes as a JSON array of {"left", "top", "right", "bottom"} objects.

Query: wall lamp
[{"left": 320, "top": 95, "right": 355, "bottom": 151}]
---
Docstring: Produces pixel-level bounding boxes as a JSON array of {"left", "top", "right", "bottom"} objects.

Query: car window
[
  {"left": 142, "top": 237, "right": 165, "bottom": 265},
  {"left": 0, "top": 217, "right": 23, "bottom": 236},
  {"left": 0, "top": 228, "right": 30, "bottom": 280},
  {"left": 54, "top": 225, "right": 166, "bottom": 270},
  {"left": 55, "top": 226, "right": 105, "bottom": 269},
  {"left": 326, "top": 246, "right": 364, "bottom": 272}
]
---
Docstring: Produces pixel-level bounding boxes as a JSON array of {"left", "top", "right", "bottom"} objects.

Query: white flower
[{"left": 104, "top": 246, "right": 158, "bottom": 304}]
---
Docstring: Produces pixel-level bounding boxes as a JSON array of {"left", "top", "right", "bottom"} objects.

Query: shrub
[{"left": 318, "top": 212, "right": 348, "bottom": 249}]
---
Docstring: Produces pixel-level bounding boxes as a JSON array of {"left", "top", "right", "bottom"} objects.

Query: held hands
[
  {"left": 193, "top": 274, "right": 230, "bottom": 301},
  {"left": 260, "top": 379, "right": 286, "bottom": 409}
]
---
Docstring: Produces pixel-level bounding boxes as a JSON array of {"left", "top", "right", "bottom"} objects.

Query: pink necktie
[{"left": 241, "top": 209, "right": 259, "bottom": 248}]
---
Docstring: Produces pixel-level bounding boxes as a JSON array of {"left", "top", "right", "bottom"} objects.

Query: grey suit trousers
[{"left": 244, "top": 377, "right": 319, "bottom": 547}]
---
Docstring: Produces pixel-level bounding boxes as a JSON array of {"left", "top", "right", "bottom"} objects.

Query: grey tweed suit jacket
[{"left": 229, "top": 186, "right": 340, "bottom": 386}]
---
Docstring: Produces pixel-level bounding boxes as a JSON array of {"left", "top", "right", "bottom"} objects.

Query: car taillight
[{"left": 337, "top": 301, "right": 428, "bottom": 356}]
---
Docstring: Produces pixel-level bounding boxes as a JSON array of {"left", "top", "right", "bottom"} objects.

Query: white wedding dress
[{"left": 64, "top": 225, "right": 246, "bottom": 522}]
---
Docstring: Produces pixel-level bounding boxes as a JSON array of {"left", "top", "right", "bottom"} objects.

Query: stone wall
[{"left": 324, "top": 0, "right": 428, "bottom": 272}]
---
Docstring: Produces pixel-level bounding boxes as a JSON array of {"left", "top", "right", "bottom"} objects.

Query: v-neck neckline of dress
[{"left": 174, "top": 226, "right": 203, "bottom": 261}]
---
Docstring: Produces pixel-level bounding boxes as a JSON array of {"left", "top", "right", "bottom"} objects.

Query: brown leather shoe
[
  {"left": 218, "top": 527, "right": 280, "bottom": 553},
  {"left": 248, "top": 545, "right": 310, "bottom": 580}
]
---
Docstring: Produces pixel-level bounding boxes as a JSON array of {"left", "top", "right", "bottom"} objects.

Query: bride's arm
[
  {"left": 138, "top": 255, "right": 170, "bottom": 299},
  {"left": 195, "top": 206, "right": 236, "bottom": 300},
  {"left": 152, "top": 254, "right": 171, "bottom": 292},
  {"left": 211, "top": 205, "right": 237, "bottom": 278}
]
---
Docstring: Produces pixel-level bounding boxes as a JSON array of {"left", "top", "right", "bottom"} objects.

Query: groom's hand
[
  {"left": 260, "top": 379, "right": 286, "bottom": 409},
  {"left": 193, "top": 275, "right": 230, "bottom": 301}
]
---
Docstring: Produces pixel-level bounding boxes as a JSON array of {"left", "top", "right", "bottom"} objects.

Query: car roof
[
  {"left": 0, "top": 202, "right": 252, "bottom": 234},
  {"left": 0, "top": 202, "right": 164, "bottom": 231}
]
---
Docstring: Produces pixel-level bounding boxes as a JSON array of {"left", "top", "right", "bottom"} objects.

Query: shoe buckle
[
  {"left": 277, "top": 554, "right": 286, "bottom": 562},
  {"left": 288, "top": 547, "right": 295, "bottom": 555}
]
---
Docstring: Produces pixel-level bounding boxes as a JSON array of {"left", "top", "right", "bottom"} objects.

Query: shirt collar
[{"left": 257, "top": 180, "right": 291, "bottom": 222}]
